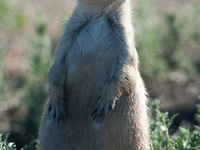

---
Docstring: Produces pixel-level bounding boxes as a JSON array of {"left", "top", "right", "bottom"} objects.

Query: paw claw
[
  {"left": 62, "top": 93, "right": 67, "bottom": 101},
  {"left": 93, "top": 114, "right": 98, "bottom": 121},
  {"left": 91, "top": 107, "right": 98, "bottom": 116},
  {"left": 48, "top": 104, "right": 52, "bottom": 113},
  {"left": 48, "top": 95, "right": 66, "bottom": 125},
  {"left": 61, "top": 113, "right": 64, "bottom": 122},
  {"left": 52, "top": 112, "right": 56, "bottom": 122},
  {"left": 109, "top": 104, "right": 113, "bottom": 112},
  {"left": 100, "top": 110, "right": 105, "bottom": 118},
  {"left": 91, "top": 95, "right": 116, "bottom": 121},
  {"left": 56, "top": 116, "right": 61, "bottom": 126}
]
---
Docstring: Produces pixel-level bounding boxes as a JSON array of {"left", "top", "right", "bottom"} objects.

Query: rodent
[{"left": 39, "top": 0, "right": 150, "bottom": 149}]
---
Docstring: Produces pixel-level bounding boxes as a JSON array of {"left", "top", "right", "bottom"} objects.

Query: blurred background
[{"left": 0, "top": 0, "right": 199, "bottom": 149}]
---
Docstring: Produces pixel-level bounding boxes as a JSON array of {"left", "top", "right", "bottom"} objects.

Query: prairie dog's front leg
[
  {"left": 48, "top": 59, "right": 67, "bottom": 125},
  {"left": 91, "top": 60, "right": 131, "bottom": 121},
  {"left": 92, "top": 79, "right": 121, "bottom": 120},
  {"left": 47, "top": 12, "right": 90, "bottom": 125},
  {"left": 92, "top": 16, "right": 135, "bottom": 121},
  {"left": 91, "top": 43, "right": 134, "bottom": 120}
]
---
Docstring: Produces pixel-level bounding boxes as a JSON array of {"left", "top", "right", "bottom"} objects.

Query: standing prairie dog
[{"left": 39, "top": 0, "right": 150, "bottom": 149}]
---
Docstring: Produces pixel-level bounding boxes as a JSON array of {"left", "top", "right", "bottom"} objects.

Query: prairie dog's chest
[
  {"left": 71, "top": 17, "right": 112, "bottom": 54},
  {"left": 66, "top": 16, "right": 117, "bottom": 77}
]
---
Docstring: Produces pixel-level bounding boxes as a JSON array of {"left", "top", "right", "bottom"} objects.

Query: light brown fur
[{"left": 39, "top": 0, "right": 150, "bottom": 149}]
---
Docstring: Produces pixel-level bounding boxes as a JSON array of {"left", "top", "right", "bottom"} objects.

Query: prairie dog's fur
[{"left": 39, "top": 0, "right": 150, "bottom": 149}]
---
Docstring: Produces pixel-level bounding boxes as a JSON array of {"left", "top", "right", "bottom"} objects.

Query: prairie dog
[{"left": 39, "top": 0, "right": 150, "bottom": 149}]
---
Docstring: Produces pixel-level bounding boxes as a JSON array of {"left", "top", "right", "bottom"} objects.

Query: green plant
[
  {"left": 135, "top": 0, "right": 168, "bottom": 79},
  {"left": 135, "top": 0, "right": 200, "bottom": 80},
  {"left": 0, "top": 50, "right": 9, "bottom": 102},
  {"left": 160, "top": 12, "right": 198, "bottom": 79},
  {"left": 0, "top": 0, "right": 26, "bottom": 30},
  {"left": 150, "top": 99, "right": 200, "bottom": 150},
  {"left": 161, "top": 13, "right": 180, "bottom": 69},
  {"left": 0, "top": 133, "right": 38, "bottom": 150},
  {"left": 0, "top": 133, "right": 16, "bottom": 150},
  {"left": 195, "top": 96, "right": 200, "bottom": 125},
  {"left": 22, "top": 138, "right": 38, "bottom": 150}
]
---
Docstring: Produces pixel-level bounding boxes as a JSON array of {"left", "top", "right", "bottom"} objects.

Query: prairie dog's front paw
[
  {"left": 91, "top": 88, "right": 118, "bottom": 121},
  {"left": 48, "top": 94, "right": 66, "bottom": 125}
]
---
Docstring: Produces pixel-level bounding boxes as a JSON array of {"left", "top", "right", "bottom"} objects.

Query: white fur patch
[
  {"left": 93, "top": 118, "right": 104, "bottom": 129},
  {"left": 45, "top": 115, "right": 52, "bottom": 126}
]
